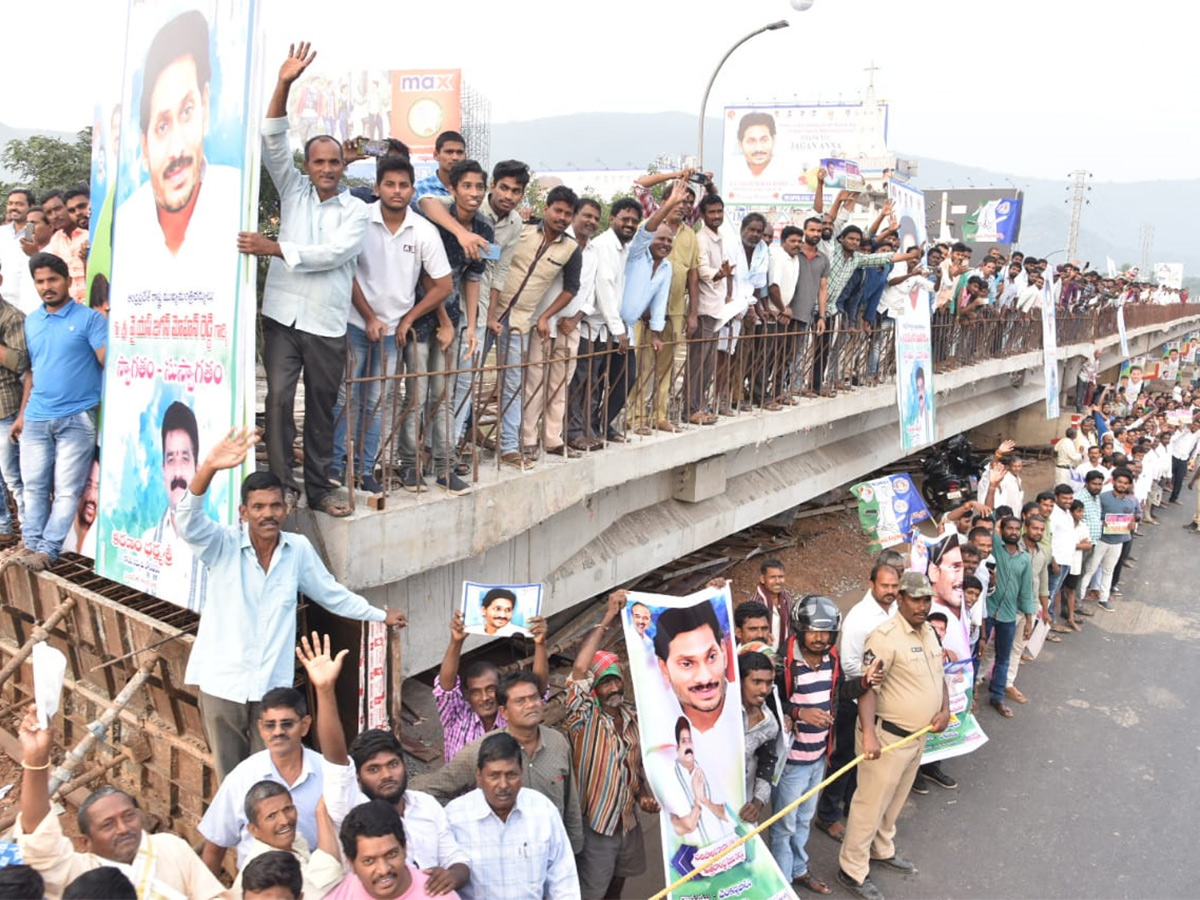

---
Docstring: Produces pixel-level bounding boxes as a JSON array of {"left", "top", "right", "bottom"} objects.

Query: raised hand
[
  {"left": 528, "top": 615, "right": 548, "bottom": 645},
  {"left": 296, "top": 632, "right": 348, "bottom": 692},
  {"left": 279, "top": 42, "right": 317, "bottom": 85},
  {"left": 204, "top": 427, "right": 259, "bottom": 472},
  {"left": 448, "top": 609, "right": 468, "bottom": 643},
  {"left": 18, "top": 705, "right": 52, "bottom": 766}
]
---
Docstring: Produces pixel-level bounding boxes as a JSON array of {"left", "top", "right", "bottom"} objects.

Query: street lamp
[{"left": 697, "top": 19, "right": 791, "bottom": 171}]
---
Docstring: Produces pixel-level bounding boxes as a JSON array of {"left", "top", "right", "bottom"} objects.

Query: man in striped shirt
[
  {"left": 565, "top": 591, "right": 659, "bottom": 899},
  {"left": 771, "top": 596, "right": 876, "bottom": 896}
]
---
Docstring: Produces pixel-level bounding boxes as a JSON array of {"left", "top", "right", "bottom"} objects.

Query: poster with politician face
[
  {"left": 621, "top": 584, "right": 792, "bottom": 899},
  {"left": 97, "top": 0, "right": 260, "bottom": 610},
  {"left": 460, "top": 582, "right": 542, "bottom": 638}
]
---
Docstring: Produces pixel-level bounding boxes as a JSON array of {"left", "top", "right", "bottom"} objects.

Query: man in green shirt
[{"left": 985, "top": 516, "right": 1035, "bottom": 718}]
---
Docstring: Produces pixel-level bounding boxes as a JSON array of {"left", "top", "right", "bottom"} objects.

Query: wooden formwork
[{"left": 0, "top": 556, "right": 214, "bottom": 843}]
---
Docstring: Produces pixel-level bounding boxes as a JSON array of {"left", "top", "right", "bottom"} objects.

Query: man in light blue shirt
[
  {"left": 238, "top": 43, "right": 368, "bottom": 518},
  {"left": 177, "top": 427, "right": 406, "bottom": 780}
]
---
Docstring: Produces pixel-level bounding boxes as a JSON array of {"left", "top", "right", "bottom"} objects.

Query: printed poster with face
[
  {"left": 96, "top": 0, "right": 261, "bottom": 611},
  {"left": 621, "top": 585, "right": 794, "bottom": 900},
  {"left": 721, "top": 102, "right": 889, "bottom": 207},
  {"left": 851, "top": 474, "right": 931, "bottom": 552},
  {"left": 1041, "top": 265, "right": 1061, "bottom": 419},
  {"left": 460, "top": 582, "right": 542, "bottom": 638},
  {"left": 894, "top": 281, "right": 936, "bottom": 451}
]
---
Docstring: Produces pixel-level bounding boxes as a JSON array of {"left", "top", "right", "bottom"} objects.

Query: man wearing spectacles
[{"left": 197, "top": 687, "right": 325, "bottom": 877}]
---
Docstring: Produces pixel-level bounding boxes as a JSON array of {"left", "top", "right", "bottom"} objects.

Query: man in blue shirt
[
  {"left": 413, "top": 131, "right": 466, "bottom": 205},
  {"left": 177, "top": 427, "right": 406, "bottom": 780},
  {"left": 11, "top": 252, "right": 106, "bottom": 571}
]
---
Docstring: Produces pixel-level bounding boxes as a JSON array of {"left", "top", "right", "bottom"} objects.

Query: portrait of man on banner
[
  {"left": 113, "top": 7, "right": 242, "bottom": 285},
  {"left": 98, "top": 0, "right": 259, "bottom": 609},
  {"left": 622, "top": 586, "right": 795, "bottom": 897}
]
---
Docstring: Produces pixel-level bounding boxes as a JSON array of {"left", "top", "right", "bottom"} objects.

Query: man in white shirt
[
  {"left": 298, "top": 634, "right": 471, "bottom": 895},
  {"left": 567, "top": 198, "right": 638, "bottom": 450},
  {"left": 239, "top": 43, "right": 368, "bottom": 518},
  {"left": 1049, "top": 485, "right": 1078, "bottom": 627},
  {"left": 1, "top": 189, "right": 35, "bottom": 312},
  {"left": 1168, "top": 419, "right": 1200, "bottom": 503},
  {"left": 814, "top": 561, "right": 900, "bottom": 839},
  {"left": 200, "top": 687, "right": 325, "bottom": 874},
  {"left": 331, "top": 156, "right": 450, "bottom": 493},
  {"left": 445, "top": 733, "right": 581, "bottom": 900}
]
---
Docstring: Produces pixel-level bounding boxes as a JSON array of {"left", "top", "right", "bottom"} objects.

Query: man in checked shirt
[{"left": 565, "top": 591, "right": 660, "bottom": 899}]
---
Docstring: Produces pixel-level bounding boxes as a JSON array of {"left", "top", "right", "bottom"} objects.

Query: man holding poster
[{"left": 622, "top": 586, "right": 793, "bottom": 898}]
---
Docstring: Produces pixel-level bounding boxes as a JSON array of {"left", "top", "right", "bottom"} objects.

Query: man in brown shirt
[{"left": 837, "top": 572, "right": 950, "bottom": 900}]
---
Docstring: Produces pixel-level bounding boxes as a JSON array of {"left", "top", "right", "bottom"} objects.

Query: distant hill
[{"left": 492, "top": 112, "right": 1199, "bottom": 277}]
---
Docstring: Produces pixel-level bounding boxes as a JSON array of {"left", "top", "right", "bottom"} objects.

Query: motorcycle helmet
[{"left": 790, "top": 594, "right": 842, "bottom": 637}]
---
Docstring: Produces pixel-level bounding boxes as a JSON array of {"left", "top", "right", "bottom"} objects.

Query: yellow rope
[{"left": 648, "top": 725, "right": 933, "bottom": 900}]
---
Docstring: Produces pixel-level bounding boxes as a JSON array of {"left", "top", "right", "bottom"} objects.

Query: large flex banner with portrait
[
  {"left": 622, "top": 586, "right": 794, "bottom": 900},
  {"left": 96, "top": 0, "right": 261, "bottom": 610},
  {"left": 721, "top": 102, "right": 889, "bottom": 207}
]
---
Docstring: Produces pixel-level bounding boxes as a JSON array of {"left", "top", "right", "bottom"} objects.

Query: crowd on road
[{"left": 1, "top": 35, "right": 1199, "bottom": 900}]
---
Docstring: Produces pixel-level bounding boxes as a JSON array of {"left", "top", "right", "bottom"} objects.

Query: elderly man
[
  {"left": 837, "top": 573, "right": 950, "bottom": 900},
  {"left": 14, "top": 705, "right": 226, "bottom": 900},
  {"left": 229, "top": 781, "right": 343, "bottom": 900}
]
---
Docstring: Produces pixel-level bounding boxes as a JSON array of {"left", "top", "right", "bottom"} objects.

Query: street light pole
[{"left": 697, "top": 19, "right": 789, "bottom": 171}]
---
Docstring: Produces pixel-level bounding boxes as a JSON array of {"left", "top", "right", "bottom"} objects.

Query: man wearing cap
[
  {"left": 837, "top": 572, "right": 949, "bottom": 900},
  {"left": 565, "top": 591, "right": 659, "bottom": 900}
]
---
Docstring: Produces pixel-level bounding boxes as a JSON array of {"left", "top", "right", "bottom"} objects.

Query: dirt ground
[{"left": 724, "top": 456, "right": 1057, "bottom": 620}]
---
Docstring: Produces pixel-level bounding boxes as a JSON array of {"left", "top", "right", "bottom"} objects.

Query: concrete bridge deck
[{"left": 296, "top": 308, "right": 1200, "bottom": 674}]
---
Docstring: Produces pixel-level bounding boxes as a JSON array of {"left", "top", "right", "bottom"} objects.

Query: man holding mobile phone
[{"left": 1, "top": 190, "right": 37, "bottom": 314}]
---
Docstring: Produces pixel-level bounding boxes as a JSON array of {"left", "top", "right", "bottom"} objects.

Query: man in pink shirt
[{"left": 326, "top": 800, "right": 458, "bottom": 900}]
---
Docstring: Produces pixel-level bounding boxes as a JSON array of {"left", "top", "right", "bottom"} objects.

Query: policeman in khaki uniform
[{"left": 836, "top": 572, "right": 950, "bottom": 900}]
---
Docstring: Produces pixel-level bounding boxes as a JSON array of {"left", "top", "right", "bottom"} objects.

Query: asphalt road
[{"left": 627, "top": 495, "right": 1200, "bottom": 900}]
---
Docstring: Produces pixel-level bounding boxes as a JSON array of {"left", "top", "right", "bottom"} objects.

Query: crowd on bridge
[{"left": 1, "top": 35, "right": 1199, "bottom": 900}]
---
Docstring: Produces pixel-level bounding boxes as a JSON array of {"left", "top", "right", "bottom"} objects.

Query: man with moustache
[
  {"left": 199, "top": 687, "right": 325, "bottom": 875},
  {"left": 229, "top": 781, "right": 343, "bottom": 900},
  {"left": 330, "top": 801, "right": 461, "bottom": 900},
  {"left": 116, "top": 10, "right": 241, "bottom": 282},
  {"left": 10, "top": 253, "right": 106, "bottom": 572},
  {"left": 14, "top": 705, "right": 227, "bottom": 900},
  {"left": 177, "top": 428, "right": 405, "bottom": 780},
  {"left": 667, "top": 716, "right": 735, "bottom": 845},
  {"left": 415, "top": 671, "right": 584, "bottom": 855},
  {"left": 774, "top": 217, "right": 831, "bottom": 398},
  {"left": 42, "top": 192, "right": 88, "bottom": 303},
  {"left": 837, "top": 573, "right": 950, "bottom": 900},
  {"left": 141, "top": 401, "right": 208, "bottom": 609},
  {"left": 298, "top": 634, "right": 470, "bottom": 896},
  {"left": 446, "top": 733, "right": 581, "bottom": 900},
  {"left": 564, "top": 591, "right": 658, "bottom": 899}
]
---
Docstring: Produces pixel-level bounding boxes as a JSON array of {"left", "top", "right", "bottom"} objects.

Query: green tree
[{"left": 0, "top": 128, "right": 92, "bottom": 199}]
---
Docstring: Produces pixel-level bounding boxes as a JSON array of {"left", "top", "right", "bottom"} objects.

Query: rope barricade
[{"left": 648, "top": 724, "right": 934, "bottom": 900}]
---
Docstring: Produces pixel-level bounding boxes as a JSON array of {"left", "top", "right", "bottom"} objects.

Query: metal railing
[{"left": 332, "top": 304, "right": 1200, "bottom": 506}]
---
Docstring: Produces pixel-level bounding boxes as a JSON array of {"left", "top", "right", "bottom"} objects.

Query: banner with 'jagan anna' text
[
  {"left": 97, "top": 0, "right": 261, "bottom": 611},
  {"left": 622, "top": 585, "right": 795, "bottom": 900}
]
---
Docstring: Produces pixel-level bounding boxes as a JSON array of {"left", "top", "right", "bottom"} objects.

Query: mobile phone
[
  {"left": 687, "top": 172, "right": 708, "bottom": 185},
  {"left": 362, "top": 139, "right": 389, "bottom": 158},
  {"left": 23, "top": 223, "right": 34, "bottom": 242},
  {"left": 481, "top": 242, "right": 502, "bottom": 261}
]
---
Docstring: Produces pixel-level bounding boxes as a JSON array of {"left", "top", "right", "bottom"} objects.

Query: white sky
[{"left": 4, "top": 0, "right": 1195, "bottom": 183}]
